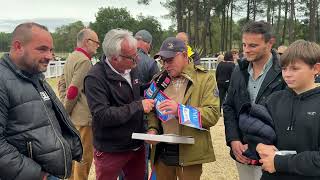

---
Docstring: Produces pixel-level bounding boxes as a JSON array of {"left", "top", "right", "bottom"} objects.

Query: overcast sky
[{"left": 0, "top": 0, "right": 172, "bottom": 32}]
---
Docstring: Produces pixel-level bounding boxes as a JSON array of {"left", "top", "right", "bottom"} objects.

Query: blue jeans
[{"left": 47, "top": 175, "right": 60, "bottom": 180}]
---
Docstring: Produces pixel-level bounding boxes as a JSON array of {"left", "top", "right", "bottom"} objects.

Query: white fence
[
  {"left": 44, "top": 57, "right": 218, "bottom": 79},
  {"left": 200, "top": 57, "right": 218, "bottom": 70},
  {"left": 44, "top": 61, "right": 65, "bottom": 78}
]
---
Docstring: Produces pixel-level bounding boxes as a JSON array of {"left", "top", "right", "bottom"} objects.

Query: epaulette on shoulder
[{"left": 194, "top": 65, "right": 208, "bottom": 73}]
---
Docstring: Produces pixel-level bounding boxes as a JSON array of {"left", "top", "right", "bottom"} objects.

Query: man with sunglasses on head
[
  {"left": 58, "top": 28, "right": 99, "bottom": 180},
  {"left": 84, "top": 29, "right": 155, "bottom": 180},
  {"left": 146, "top": 37, "right": 220, "bottom": 180}
]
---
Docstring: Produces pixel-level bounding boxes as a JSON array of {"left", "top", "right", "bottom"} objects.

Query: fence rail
[
  {"left": 44, "top": 57, "right": 218, "bottom": 79},
  {"left": 200, "top": 57, "right": 218, "bottom": 70},
  {"left": 44, "top": 61, "right": 65, "bottom": 78}
]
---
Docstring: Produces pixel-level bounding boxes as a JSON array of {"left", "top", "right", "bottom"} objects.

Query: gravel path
[{"left": 88, "top": 118, "right": 239, "bottom": 180}]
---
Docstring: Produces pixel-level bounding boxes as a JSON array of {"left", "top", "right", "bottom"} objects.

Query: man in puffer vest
[{"left": 0, "top": 22, "right": 83, "bottom": 180}]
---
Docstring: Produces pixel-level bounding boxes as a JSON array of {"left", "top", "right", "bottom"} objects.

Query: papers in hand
[
  {"left": 275, "top": 150, "right": 297, "bottom": 156},
  {"left": 132, "top": 133, "right": 195, "bottom": 144}
]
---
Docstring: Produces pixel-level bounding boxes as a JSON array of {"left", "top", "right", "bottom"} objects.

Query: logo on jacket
[
  {"left": 40, "top": 91, "right": 50, "bottom": 101},
  {"left": 133, "top": 79, "right": 139, "bottom": 84},
  {"left": 307, "top": 112, "right": 317, "bottom": 116}
]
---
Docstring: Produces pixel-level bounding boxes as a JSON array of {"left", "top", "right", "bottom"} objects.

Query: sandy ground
[
  {"left": 47, "top": 78, "right": 239, "bottom": 180},
  {"left": 87, "top": 118, "right": 239, "bottom": 180}
]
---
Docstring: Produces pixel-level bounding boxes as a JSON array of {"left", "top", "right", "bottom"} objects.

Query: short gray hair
[
  {"left": 77, "top": 28, "right": 93, "bottom": 47},
  {"left": 102, "top": 29, "right": 137, "bottom": 59}
]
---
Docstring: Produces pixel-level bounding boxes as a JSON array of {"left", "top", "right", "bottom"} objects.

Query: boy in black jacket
[{"left": 257, "top": 40, "right": 320, "bottom": 180}]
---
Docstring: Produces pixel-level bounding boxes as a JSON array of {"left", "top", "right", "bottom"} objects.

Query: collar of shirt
[
  {"left": 105, "top": 57, "right": 132, "bottom": 87},
  {"left": 247, "top": 54, "right": 273, "bottom": 78},
  {"left": 75, "top": 48, "right": 92, "bottom": 60}
]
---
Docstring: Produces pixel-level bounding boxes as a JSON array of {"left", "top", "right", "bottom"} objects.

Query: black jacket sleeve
[
  {"left": 223, "top": 68, "right": 241, "bottom": 146},
  {"left": 84, "top": 76, "right": 144, "bottom": 128},
  {"left": 0, "top": 80, "right": 42, "bottom": 180},
  {"left": 275, "top": 152, "right": 320, "bottom": 176}
]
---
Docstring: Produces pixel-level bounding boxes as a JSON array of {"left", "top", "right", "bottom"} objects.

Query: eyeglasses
[
  {"left": 88, "top": 39, "right": 100, "bottom": 45},
  {"left": 119, "top": 54, "right": 139, "bottom": 62},
  {"left": 161, "top": 57, "right": 174, "bottom": 64},
  {"left": 160, "top": 52, "right": 184, "bottom": 64}
]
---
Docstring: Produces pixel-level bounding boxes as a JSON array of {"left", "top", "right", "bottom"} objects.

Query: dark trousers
[
  {"left": 217, "top": 81, "right": 230, "bottom": 112},
  {"left": 94, "top": 146, "right": 146, "bottom": 180}
]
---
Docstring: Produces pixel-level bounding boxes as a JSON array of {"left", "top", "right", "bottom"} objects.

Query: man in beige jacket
[{"left": 58, "top": 28, "right": 99, "bottom": 180}]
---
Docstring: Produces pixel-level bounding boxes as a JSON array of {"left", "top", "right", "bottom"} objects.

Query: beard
[{"left": 20, "top": 52, "right": 50, "bottom": 74}]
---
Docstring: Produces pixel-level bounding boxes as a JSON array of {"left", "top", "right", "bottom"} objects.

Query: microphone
[{"left": 151, "top": 71, "right": 171, "bottom": 99}]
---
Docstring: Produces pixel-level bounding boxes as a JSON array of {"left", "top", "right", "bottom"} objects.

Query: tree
[
  {"left": 288, "top": 0, "right": 296, "bottom": 43},
  {"left": 90, "top": 7, "right": 137, "bottom": 44},
  {"left": 0, "top": 32, "right": 11, "bottom": 52},
  {"left": 136, "top": 15, "right": 164, "bottom": 54},
  {"left": 52, "top": 21, "right": 85, "bottom": 52},
  {"left": 309, "top": 0, "right": 318, "bottom": 41}
]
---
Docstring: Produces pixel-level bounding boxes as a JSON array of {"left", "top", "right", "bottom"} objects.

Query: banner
[{"left": 178, "top": 104, "right": 206, "bottom": 130}]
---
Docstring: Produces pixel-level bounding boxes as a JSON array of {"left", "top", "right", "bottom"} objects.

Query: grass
[
  {"left": 0, "top": 52, "right": 6, "bottom": 57},
  {"left": 46, "top": 77, "right": 59, "bottom": 94}
]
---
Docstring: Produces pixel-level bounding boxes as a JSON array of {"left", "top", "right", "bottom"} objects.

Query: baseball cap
[
  {"left": 158, "top": 37, "right": 187, "bottom": 59},
  {"left": 135, "top": 29, "right": 152, "bottom": 44}
]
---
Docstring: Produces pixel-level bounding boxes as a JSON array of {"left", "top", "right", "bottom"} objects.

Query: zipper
[
  {"left": 42, "top": 80, "right": 83, "bottom": 161},
  {"left": 27, "top": 141, "right": 33, "bottom": 159},
  {"left": 40, "top": 99, "right": 68, "bottom": 179},
  {"left": 42, "top": 81, "right": 82, "bottom": 140},
  {"left": 255, "top": 74, "right": 281, "bottom": 103}
]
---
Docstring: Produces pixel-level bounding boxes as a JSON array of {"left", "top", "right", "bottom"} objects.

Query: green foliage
[
  {"left": 90, "top": 7, "right": 166, "bottom": 56},
  {"left": 0, "top": 32, "right": 11, "bottom": 52},
  {"left": 52, "top": 21, "right": 85, "bottom": 52},
  {"left": 90, "top": 7, "right": 137, "bottom": 43}
]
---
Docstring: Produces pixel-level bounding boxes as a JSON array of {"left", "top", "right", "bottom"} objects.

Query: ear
[
  {"left": 314, "top": 63, "right": 320, "bottom": 75},
  {"left": 268, "top": 37, "right": 276, "bottom": 47},
  {"left": 12, "top": 40, "right": 23, "bottom": 52}
]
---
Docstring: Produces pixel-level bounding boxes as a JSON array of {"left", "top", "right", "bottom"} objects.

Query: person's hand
[
  {"left": 40, "top": 171, "right": 48, "bottom": 180},
  {"left": 259, "top": 152, "right": 276, "bottom": 173},
  {"left": 157, "top": 100, "right": 179, "bottom": 116},
  {"left": 257, "top": 143, "right": 277, "bottom": 173},
  {"left": 145, "top": 129, "right": 159, "bottom": 145},
  {"left": 142, "top": 99, "right": 155, "bottom": 113},
  {"left": 256, "top": 143, "right": 277, "bottom": 159},
  {"left": 230, "top": 141, "right": 251, "bottom": 164}
]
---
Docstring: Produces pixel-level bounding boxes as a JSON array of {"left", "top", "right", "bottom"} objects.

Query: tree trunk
[
  {"left": 176, "top": 0, "right": 183, "bottom": 32},
  {"left": 276, "top": 0, "right": 282, "bottom": 46},
  {"left": 253, "top": 0, "right": 257, "bottom": 21},
  {"left": 309, "top": 0, "right": 317, "bottom": 42},
  {"left": 230, "top": 0, "right": 234, "bottom": 50},
  {"left": 209, "top": 21, "right": 213, "bottom": 54},
  {"left": 246, "top": 0, "right": 251, "bottom": 21},
  {"left": 272, "top": 2, "right": 275, "bottom": 25},
  {"left": 187, "top": 8, "right": 192, "bottom": 38},
  {"left": 193, "top": 0, "right": 199, "bottom": 46},
  {"left": 267, "top": 0, "right": 271, "bottom": 23},
  {"left": 202, "top": 0, "right": 212, "bottom": 56},
  {"left": 281, "top": 0, "right": 288, "bottom": 44},
  {"left": 225, "top": 2, "right": 230, "bottom": 51},
  {"left": 316, "top": 10, "right": 320, "bottom": 42},
  {"left": 288, "top": 0, "right": 295, "bottom": 43},
  {"left": 220, "top": 3, "right": 226, "bottom": 51}
]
